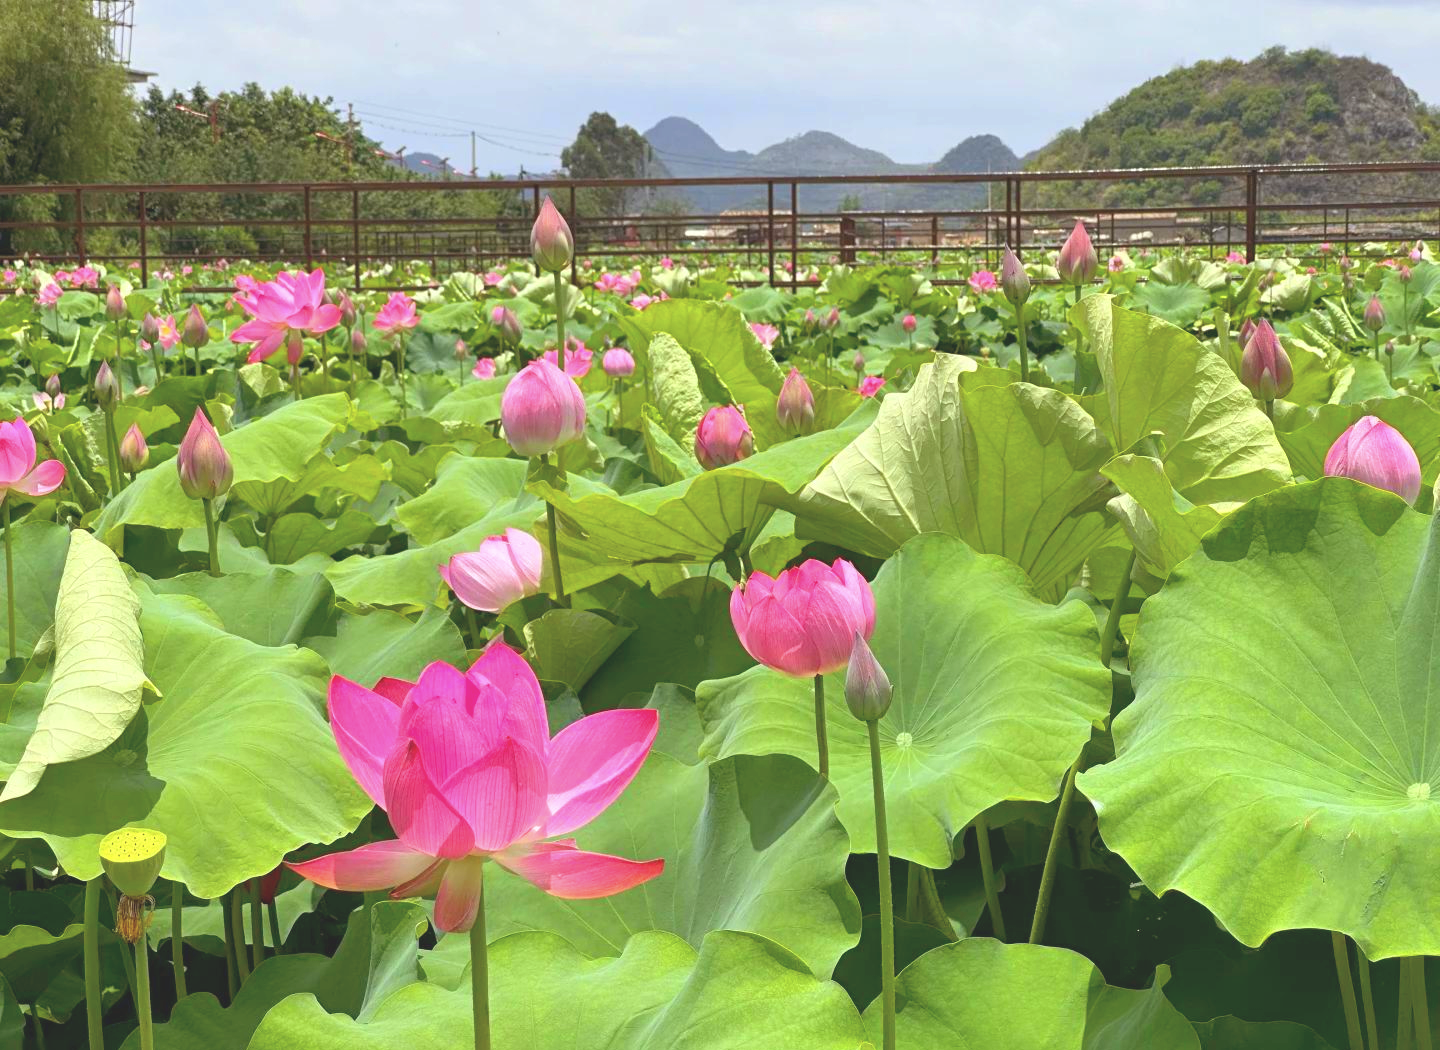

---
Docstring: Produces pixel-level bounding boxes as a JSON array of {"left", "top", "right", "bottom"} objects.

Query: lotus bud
[
  {"left": 844, "top": 632, "right": 892, "bottom": 722},
  {"left": 1339, "top": 255, "right": 1354, "bottom": 272},
  {"left": 694, "top": 405, "right": 753, "bottom": 470},
  {"left": 177, "top": 408, "right": 233, "bottom": 500},
  {"left": 1400, "top": 266, "right": 1414, "bottom": 285},
  {"left": 530, "top": 197, "right": 574, "bottom": 273},
  {"left": 491, "top": 305, "right": 522, "bottom": 344},
  {"left": 118, "top": 423, "right": 149, "bottom": 472},
  {"left": 1000, "top": 246, "right": 1031, "bottom": 306},
  {"left": 1057, "top": 221, "right": 1098, "bottom": 285},
  {"left": 603, "top": 347, "right": 635, "bottom": 378},
  {"left": 1411, "top": 241, "right": 1424, "bottom": 263},
  {"left": 455, "top": 338, "right": 469, "bottom": 361},
  {"left": 776, "top": 368, "right": 815, "bottom": 436},
  {"left": 1324, "top": 416, "right": 1421, "bottom": 504},
  {"left": 350, "top": 326, "right": 368, "bottom": 355},
  {"left": 1364, "top": 295, "right": 1386, "bottom": 332},
  {"left": 181, "top": 304, "right": 208, "bottom": 348},
  {"left": 500, "top": 359, "right": 587, "bottom": 457},
  {"left": 105, "top": 284, "right": 126, "bottom": 321},
  {"left": 1239, "top": 319, "right": 1293, "bottom": 401},
  {"left": 1238, "top": 318, "right": 1257, "bottom": 347},
  {"left": 822, "top": 307, "right": 841, "bottom": 331},
  {"left": 94, "top": 361, "right": 119, "bottom": 408},
  {"left": 803, "top": 308, "right": 817, "bottom": 331},
  {"left": 140, "top": 312, "right": 161, "bottom": 344},
  {"left": 337, "top": 290, "right": 357, "bottom": 328},
  {"left": 45, "top": 374, "right": 61, "bottom": 399},
  {"left": 852, "top": 350, "right": 865, "bottom": 375},
  {"left": 901, "top": 314, "right": 917, "bottom": 334}
]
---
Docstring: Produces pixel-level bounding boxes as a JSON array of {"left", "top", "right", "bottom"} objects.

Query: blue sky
[{"left": 132, "top": 0, "right": 1440, "bottom": 173}]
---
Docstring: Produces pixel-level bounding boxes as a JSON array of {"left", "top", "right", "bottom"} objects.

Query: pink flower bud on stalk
[
  {"left": 455, "top": 338, "right": 469, "bottom": 362},
  {"left": 337, "top": 290, "right": 357, "bottom": 328},
  {"left": 500, "top": 359, "right": 586, "bottom": 457},
  {"left": 531, "top": 197, "right": 574, "bottom": 273},
  {"left": 1324, "top": 416, "right": 1421, "bottom": 504},
  {"left": 602, "top": 348, "right": 635, "bottom": 378},
  {"left": 1239, "top": 319, "right": 1293, "bottom": 402},
  {"left": 350, "top": 327, "right": 368, "bottom": 356},
  {"left": 45, "top": 374, "right": 61, "bottom": 399},
  {"left": 822, "top": 307, "right": 841, "bottom": 331},
  {"left": 140, "top": 313, "right": 161, "bottom": 344},
  {"left": 181, "top": 304, "right": 208, "bottom": 348},
  {"left": 492, "top": 305, "right": 522, "bottom": 345},
  {"left": 105, "top": 285, "right": 126, "bottom": 321},
  {"left": 118, "top": 423, "right": 149, "bottom": 473},
  {"left": 845, "top": 632, "right": 892, "bottom": 721},
  {"left": 900, "top": 314, "right": 917, "bottom": 334},
  {"left": 177, "top": 409, "right": 233, "bottom": 501},
  {"left": 803, "top": 308, "right": 818, "bottom": 331},
  {"left": 776, "top": 368, "right": 815, "bottom": 435},
  {"left": 438, "top": 528, "right": 543, "bottom": 613},
  {"left": 94, "top": 361, "right": 119, "bottom": 409},
  {"left": 1364, "top": 295, "right": 1386, "bottom": 332},
  {"left": 1057, "top": 220, "right": 1099, "bottom": 286},
  {"left": 695, "top": 406, "right": 754, "bottom": 470},
  {"left": 1400, "top": 266, "right": 1414, "bottom": 285},
  {"left": 1000, "top": 246, "right": 1031, "bottom": 306},
  {"left": 852, "top": 350, "right": 866, "bottom": 377},
  {"left": 285, "top": 328, "right": 304, "bottom": 367}
]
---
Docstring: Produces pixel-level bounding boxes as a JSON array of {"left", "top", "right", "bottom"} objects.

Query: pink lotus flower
[
  {"left": 602, "top": 348, "right": 635, "bottom": 378},
  {"left": 629, "top": 293, "right": 667, "bottom": 311},
  {"left": 473, "top": 357, "right": 497, "bottom": 380},
  {"left": 1324, "top": 416, "right": 1422, "bottom": 504},
  {"left": 176, "top": 409, "right": 233, "bottom": 501},
  {"left": 531, "top": 197, "right": 574, "bottom": 274},
  {"left": 659, "top": 256, "right": 674, "bottom": 269},
  {"left": 542, "top": 339, "right": 593, "bottom": 378},
  {"left": 1057, "top": 221, "right": 1098, "bottom": 285},
  {"left": 37, "top": 282, "right": 61, "bottom": 308},
  {"left": 776, "top": 368, "right": 814, "bottom": 435},
  {"left": 53, "top": 270, "right": 71, "bottom": 286},
  {"left": 901, "top": 314, "right": 917, "bottom": 334},
  {"left": 70, "top": 266, "right": 98, "bottom": 289},
  {"left": 1319, "top": 242, "right": 1333, "bottom": 254},
  {"left": 858, "top": 376, "right": 886, "bottom": 398},
  {"left": 231, "top": 269, "right": 342, "bottom": 361},
  {"left": 750, "top": 323, "right": 780, "bottom": 349},
  {"left": 2, "top": 270, "right": 16, "bottom": 284},
  {"left": 483, "top": 271, "right": 503, "bottom": 287},
  {"left": 288, "top": 642, "right": 664, "bottom": 932},
  {"left": 1108, "top": 255, "right": 1126, "bottom": 273},
  {"left": 695, "top": 406, "right": 753, "bottom": 470},
  {"left": 968, "top": 270, "right": 998, "bottom": 293},
  {"left": 439, "top": 528, "right": 543, "bottom": 613},
  {"left": 31, "top": 391, "right": 64, "bottom": 414},
  {"left": 1225, "top": 251, "right": 1246, "bottom": 264},
  {"left": 1239, "top": 319, "right": 1293, "bottom": 401},
  {"left": 374, "top": 292, "right": 420, "bottom": 336},
  {"left": 501, "top": 359, "right": 587, "bottom": 457},
  {"left": 0, "top": 418, "right": 65, "bottom": 501},
  {"left": 730, "top": 558, "right": 875, "bottom": 677},
  {"left": 156, "top": 315, "right": 181, "bottom": 351}
]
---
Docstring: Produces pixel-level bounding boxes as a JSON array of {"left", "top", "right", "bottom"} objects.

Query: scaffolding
[{"left": 92, "top": 1, "right": 152, "bottom": 82}]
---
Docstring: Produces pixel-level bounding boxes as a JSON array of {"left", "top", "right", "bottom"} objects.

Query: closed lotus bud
[
  {"left": 1324, "top": 416, "right": 1421, "bottom": 504},
  {"left": 491, "top": 306, "right": 522, "bottom": 344},
  {"left": 1239, "top": 319, "right": 1293, "bottom": 401},
  {"left": 603, "top": 347, "right": 635, "bottom": 378},
  {"left": 530, "top": 197, "right": 574, "bottom": 273},
  {"left": 844, "top": 632, "right": 892, "bottom": 722},
  {"left": 694, "top": 405, "right": 753, "bottom": 470},
  {"left": 500, "top": 358, "right": 587, "bottom": 457},
  {"left": 1364, "top": 295, "right": 1386, "bottom": 332},
  {"left": 177, "top": 408, "right": 233, "bottom": 500},
  {"left": 181, "top": 304, "right": 208, "bottom": 348},
  {"left": 852, "top": 349, "right": 865, "bottom": 374},
  {"left": 776, "top": 367, "right": 815, "bottom": 435},
  {"left": 455, "top": 338, "right": 469, "bottom": 361},
  {"left": 338, "top": 291, "right": 357, "bottom": 328},
  {"left": 140, "top": 312, "right": 161, "bottom": 344},
  {"left": 1400, "top": 266, "right": 1414, "bottom": 285},
  {"left": 118, "top": 423, "right": 149, "bottom": 472},
  {"left": 1238, "top": 318, "right": 1258, "bottom": 348},
  {"left": 1000, "top": 246, "right": 1031, "bottom": 306},
  {"left": 1386, "top": 339, "right": 1396, "bottom": 357},
  {"left": 822, "top": 307, "right": 841, "bottom": 331},
  {"left": 94, "top": 361, "right": 119, "bottom": 408},
  {"left": 105, "top": 285, "right": 126, "bottom": 321},
  {"left": 1057, "top": 220, "right": 1098, "bottom": 286},
  {"left": 350, "top": 326, "right": 368, "bottom": 355},
  {"left": 901, "top": 314, "right": 917, "bottom": 334},
  {"left": 803, "top": 308, "right": 817, "bottom": 331},
  {"left": 45, "top": 374, "right": 61, "bottom": 399}
]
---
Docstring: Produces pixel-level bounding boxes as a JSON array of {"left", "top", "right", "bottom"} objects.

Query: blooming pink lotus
[
  {"left": 1225, "top": 251, "right": 1246, "bottom": 264},
  {"left": 630, "top": 293, "right": 667, "bottom": 311},
  {"left": 1324, "top": 416, "right": 1422, "bottom": 504},
  {"left": 858, "top": 376, "right": 886, "bottom": 398},
  {"left": 374, "top": 292, "right": 420, "bottom": 336},
  {"left": 153, "top": 315, "right": 180, "bottom": 352},
  {"left": 730, "top": 558, "right": 876, "bottom": 678},
  {"left": 968, "top": 270, "right": 998, "bottom": 293},
  {"left": 0, "top": 418, "right": 65, "bottom": 501},
  {"left": 750, "top": 323, "right": 780, "bottom": 349},
  {"left": 542, "top": 339, "right": 593, "bottom": 378},
  {"left": 37, "top": 282, "right": 61, "bottom": 308},
  {"left": 231, "top": 269, "right": 342, "bottom": 361},
  {"left": 483, "top": 271, "right": 504, "bottom": 287},
  {"left": 473, "top": 357, "right": 497, "bottom": 380},
  {"left": 439, "top": 528, "right": 543, "bottom": 613},
  {"left": 289, "top": 643, "right": 663, "bottom": 932}
]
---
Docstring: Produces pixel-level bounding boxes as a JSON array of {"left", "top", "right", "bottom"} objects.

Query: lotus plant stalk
[
  {"left": 1330, "top": 932, "right": 1365, "bottom": 1050},
  {"left": 471, "top": 886, "right": 491, "bottom": 1050},
  {"left": 106, "top": 285, "right": 127, "bottom": 399},
  {"left": 203, "top": 499, "right": 221, "bottom": 577},
  {"left": 1401, "top": 964, "right": 1415, "bottom": 1050},
  {"left": 250, "top": 879, "right": 265, "bottom": 971},
  {"left": 813, "top": 675, "right": 829, "bottom": 780},
  {"left": 229, "top": 890, "right": 250, "bottom": 984},
  {"left": 171, "top": 886, "right": 187, "bottom": 1000},
  {"left": 1359, "top": 952, "right": 1380, "bottom": 1050},
  {"left": 1030, "top": 760, "right": 1080, "bottom": 945},
  {"left": 972, "top": 815, "right": 1006, "bottom": 940},
  {"left": 84, "top": 878, "right": 103, "bottom": 1050},
  {"left": 1414, "top": 958, "right": 1432, "bottom": 1050},
  {"left": 100, "top": 829, "right": 166, "bottom": 1050},
  {"left": 1100, "top": 550, "right": 1138, "bottom": 669},
  {"left": 96, "top": 362, "right": 122, "bottom": 496},
  {"left": 540, "top": 455, "right": 567, "bottom": 607},
  {"left": 267, "top": 900, "right": 283, "bottom": 956},
  {"left": 1001, "top": 248, "right": 1032, "bottom": 383},
  {"left": 2, "top": 500, "right": 12, "bottom": 661},
  {"left": 554, "top": 272, "right": 567, "bottom": 374}
]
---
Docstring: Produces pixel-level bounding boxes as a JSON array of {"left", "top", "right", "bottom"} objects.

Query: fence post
[
  {"left": 138, "top": 191, "right": 148, "bottom": 282},
  {"left": 1244, "top": 169, "right": 1259, "bottom": 262},
  {"left": 839, "top": 216, "right": 856, "bottom": 264},
  {"left": 931, "top": 214, "right": 939, "bottom": 268},
  {"left": 789, "top": 182, "right": 798, "bottom": 290},
  {"left": 352, "top": 188, "right": 362, "bottom": 293},
  {"left": 766, "top": 181, "right": 775, "bottom": 286},
  {"left": 1004, "top": 178, "right": 1016, "bottom": 254},
  {"left": 74, "top": 188, "right": 86, "bottom": 265},
  {"left": 1014, "top": 179, "right": 1023, "bottom": 253},
  {"left": 303, "top": 187, "right": 313, "bottom": 271},
  {"left": 531, "top": 185, "right": 541, "bottom": 278}
]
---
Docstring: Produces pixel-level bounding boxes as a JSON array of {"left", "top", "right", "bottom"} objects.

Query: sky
[{"left": 130, "top": 0, "right": 1440, "bottom": 174}]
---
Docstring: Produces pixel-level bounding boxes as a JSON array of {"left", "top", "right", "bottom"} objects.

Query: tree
[{"left": 561, "top": 112, "right": 659, "bottom": 216}]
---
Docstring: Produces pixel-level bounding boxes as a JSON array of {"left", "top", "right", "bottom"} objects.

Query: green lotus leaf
[
  {"left": 0, "top": 521, "right": 69, "bottom": 659},
  {"left": 1129, "top": 281, "right": 1213, "bottom": 329},
  {"left": 1080, "top": 479, "right": 1440, "bottom": 959},
  {"left": 249, "top": 930, "right": 866, "bottom": 1050},
  {"left": 1192, "top": 1017, "right": 1340, "bottom": 1050},
  {"left": 647, "top": 331, "right": 707, "bottom": 452},
  {"left": 1103, "top": 455, "right": 1234, "bottom": 579},
  {"left": 305, "top": 607, "right": 464, "bottom": 687},
  {"left": 698, "top": 533, "right": 1110, "bottom": 868},
  {"left": 149, "top": 568, "right": 334, "bottom": 647},
  {"left": 796, "top": 358, "right": 1117, "bottom": 595}
]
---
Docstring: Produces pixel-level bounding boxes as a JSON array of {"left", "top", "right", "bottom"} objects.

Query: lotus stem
[
  {"left": 290, "top": 361, "right": 302, "bottom": 403},
  {"left": 395, "top": 334, "right": 408, "bottom": 419},
  {"left": 170, "top": 885, "right": 187, "bottom": 1000},
  {"left": 222, "top": 895, "right": 238, "bottom": 1000},
  {"left": 106, "top": 884, "right": 138, "bottom": 1010},
  {"left": 149, "top": 344, "right": 163, "bottom": 385},
  {"left": 1414, "top": 958, "right": 1433, "bottom": 1050},
  {"left": 912, "top": 864, "right": 956, "bottom": 941},
  {"left": 250, "top": 879, "right": 264, "bottom": 972},
  {"left": 1100, "top": 549, "right": 1137, "bottom": 669},
  {"left": 1401, "top": 959, "right": 1415, "bottom": 1050},
  {"left": 1262, "top": 398, "right": 1273, "bottom": 420},
  {"left": 1030, "top": 759, "right": 1081, "bottom": 945},
  {"left": 267, "top": 900, "right": 283, "bottom": 956},
  {"left": 813, "top": 674, "right": 830, "bottom": 780},
  {"left": 1329, "top": 933, "right": 1364, "bottom": 1050},
  {"left": 202, "top": 499, "right": 221, "bottom": 577},
  {"left": 905, "top": 863, "right": 920, "bottom": 922},
  {"left": 135, "top": 934, "right": 154, "bottom": 1050},
  {"left": 3, "top": 499, "right": 13, "bottom": 660},
  {"left": 470, "top": 885, "right": 491, "bottom": 1050},
  {"left": 228, "top": 890, "right": 250, "bottom": 984},
  {"left": 113, "top": 317, "right": 126, "bottom": 399},
  {"left": 538, "top": 455, "right": 568, "bottom": 608},
  {"left": 1015, "top": 300, "right": 1029, "bottom": 383},
  {"left": 1073, "top": 285, "right": 1085, "bottom": 358},
  {"left": 84, "top": 878, "right": 103, "bottom": 1050},
  {"left": 554, "top": 270, "right": 566, "bottom": 373},
  {"left": 1358, "top": 950, "right": 1379, "bottom": 1050},
  {"left": 103, "top": 406, "right": 123, "bottom": 495},
  {"left": 1375, "top": 332, "right": 1382, "bottom": 362},
  {"left": 972, "top": 815, "right": 1006, "bottom": 941},
  {"left": 867, "top": 719, "right": 896, "bottom": 1050}
]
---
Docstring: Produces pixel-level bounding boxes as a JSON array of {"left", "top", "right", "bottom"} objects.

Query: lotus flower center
[
  {"left": 1407, "top": 782, "right": 1431, "bottom": 800},
  {"left": 895, "top": 731, "right": 913, "bottom": 749}
]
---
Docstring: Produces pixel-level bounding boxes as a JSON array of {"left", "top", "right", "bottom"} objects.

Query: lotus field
[{"left": 1, "top": 205, "right": 1439, "bottom": 1050}]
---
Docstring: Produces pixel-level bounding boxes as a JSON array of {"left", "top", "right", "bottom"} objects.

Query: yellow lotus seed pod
[{"left": 99, "top": 827, "right": 167, "bottom": 897}]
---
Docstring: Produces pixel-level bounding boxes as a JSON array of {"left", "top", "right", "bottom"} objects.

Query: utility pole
[{"left": 471, "top": 131, "right": 477, "bottom": 179}]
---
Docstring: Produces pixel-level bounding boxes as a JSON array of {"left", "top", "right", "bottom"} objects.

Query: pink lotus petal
[
  {"left": 372, "top": 677, "right": 414, "bottom": 705},
  {"left": 447, "top": 736, "right": 549, "bottom": 851},
  {"left": 329, "top": 676, "right": 402, "bottom": 807},
  {"left": 287, "top": 839, "right": 435, "bottom": 891},
  {"left": 544, "top": 709, "right": 658, "bottom": 836},
  {"left": 496, "top": 841, "right": 664, "bottom": 899},
  {"left": 0, "top": 419, "right": 37, "bottom": 486},
  {"left": 383, "top": 740, "right": 474, "bottom": 858},
  {"left": 13, "top": 459, "right": 65, "bottom": 498},
  {"left": 433, "top": 855, "right": 486, "bottom": 932},
  {"left": 400, "top": 685, "right": 497, "bottom": 787},
  {"left": 467, "top": 639, "right": 548, "bottom": 758}
]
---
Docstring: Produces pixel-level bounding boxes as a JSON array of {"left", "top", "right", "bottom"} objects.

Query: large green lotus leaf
[
  {"left": 1273, "top": 395, "right": 1440, "bottom": 483},
  {"left": 477, "top": 752, "right": 859, "bottom": 977},
  {"left": 647, "top": 331, "right": 708, "bottom": 452},
  {"left": 231, "top": 454, "right": 389, "bottom": 519},
  {"left": 0, "top": 975, "right": 18, "bottom": 1046},
  {"left": 128, "top": 900, "right": 429, "bottom": 1050},
  {"left": 394, "top": 455, "right": 537, "bottom": 547},
  {"left": 249, "top": 930, "right": 866, "bottom": 1050},
  {"left": 0, "top": 591, "right": 370, "bottom": 897},
  {"left": 1103, "top": 455, "right": 1233, "bottom": 579},
  {"left": 2, "top": 532, "right": 152, "bottom": 802},
  {"left": 1193, "top": 1017, "right": 1339, "bottom": 1050},
  {"left": 698, "top": 534, "right": 1110, "bottom": 868},
  {"left": 0, "top": 521, "right": 69, "bottom": 658},
  {"left": 521, "top": 608, "right": 634, "bottom": 692},
  {"left": 1073, "top": 295, "right": 1289, "bottom": 503},
  {"left": 149, "top": 568, "right": 334, "bottom": 647},
  {"left": 1129, "top": 281, "right": 1212, "bottom": 329},
  {"left": 305, "top": 607, "right": 464, "bottom": 686},
  {"left": 862, "top": 939, "right": 1198, "bottom": 1049},
  {"left": 796, "top": 358, "right": 1116, "bottom": 595},
  {"left": 530, "top": 401, "right": 876, "bottom": 577},
  {"left": 93, "top": 394, "right": 353, "bottom": 548},
  {"left": 1079, "top": 479, "right": 1440, "bottom": 959},
  {"left": 267, "top": 509, "right": 382, "bottom": 562}
]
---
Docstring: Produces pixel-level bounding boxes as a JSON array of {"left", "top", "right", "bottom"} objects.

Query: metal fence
[{"left": 1, "top": 161, "right": 1439, "bottom": 292}]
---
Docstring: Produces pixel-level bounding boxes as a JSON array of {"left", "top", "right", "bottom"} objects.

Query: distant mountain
[{"left": 934, "top": 135, "right": 1020, "bottom": 174}]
